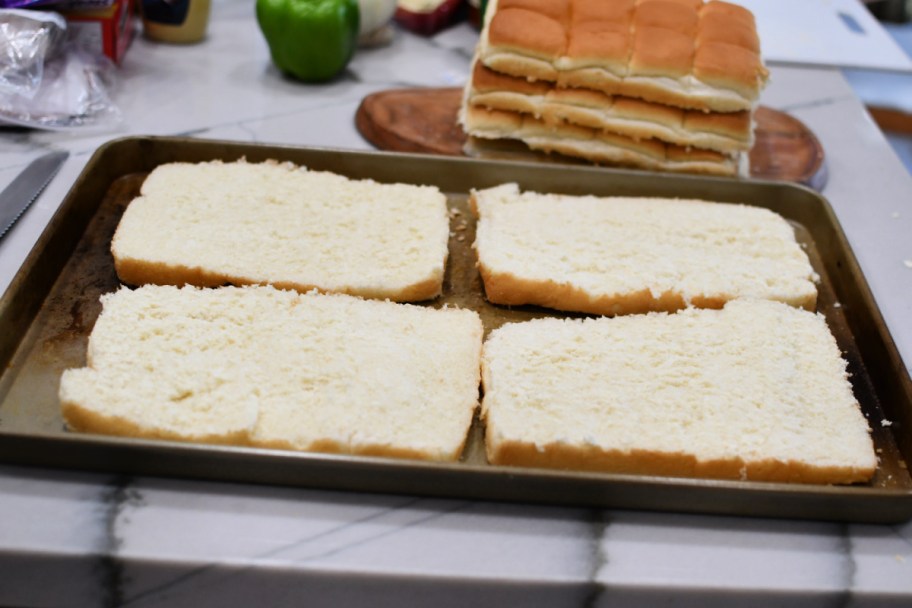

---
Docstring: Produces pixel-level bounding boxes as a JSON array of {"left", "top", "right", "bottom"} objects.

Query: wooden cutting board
[{"left": 355, "top": 87, "right": 828, "bottom": 191}]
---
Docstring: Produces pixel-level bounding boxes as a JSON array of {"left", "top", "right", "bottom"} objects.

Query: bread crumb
[
  {"left": 833, "top": 302, "right": 842, "bottom": 308},
  {"left": 882, "top": 419, "right": 893, "bottom": 427}
]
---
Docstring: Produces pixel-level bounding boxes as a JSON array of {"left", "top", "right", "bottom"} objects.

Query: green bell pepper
[{"left": 256, "top": 0, "right": 360, "bottom": 83}]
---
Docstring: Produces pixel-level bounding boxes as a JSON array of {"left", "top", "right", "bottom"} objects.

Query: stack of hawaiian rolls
[{"left": 460, "top": 0, "right": 769, "bottom": 176}]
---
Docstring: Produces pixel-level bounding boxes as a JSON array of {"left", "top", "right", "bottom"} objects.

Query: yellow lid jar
[{"left": 141, "top": 0, "right": 212, "bottom": 44}]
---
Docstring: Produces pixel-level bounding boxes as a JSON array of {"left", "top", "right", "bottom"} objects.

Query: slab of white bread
[
  {"left": 471, "top": 183, "right": 819, "bottom": 316},
  {"left": 111, "top": 159, "right": 450, "bottom": 302},
  {"left": 59, "top": 285, "right": 484, "bottom": 462},
  {"left": 461, "top": 0, "right": 769, "bottom": 175},
  {"left": 481, "top": 299, "right": 877, "bottom": 484},
  {"left": 60, "top": 159, "right": 875, "bottom": 484}
]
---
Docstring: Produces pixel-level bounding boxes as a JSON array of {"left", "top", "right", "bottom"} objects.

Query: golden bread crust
[
  {"left": 693, "top": 41, "right": 769, "bottom": 100},
  {"left": 478, "top": 264, "right": 730, "bottom": 316},
  {"left": 62, "top": 400, "right": 252, "bottom": 447},
  {"left": 565, "top": 22, "right": 631, "bottom": 75},
  {"left": 251, "top": 436, "right": 466, "bottom": 462},
  {"left": 484, "top": 434, "right": 876, "bottom": 485},
  {"left": 499, "top": 0, "right": 570, "bottom": 23},
  {"left": 630, "top": 27, "right": 695, "bottom": 79},
  {"left": 481, "top": 0, "right": 768, "bottom": 111},
  {"left": 488, "top": 8, "right": 567, "bottom": 61},
  {"left": 114, "top": 256, "right": 445, "bottom": 302},
  {"left": 477, "top": 254, "right": 817, "bottom": 314}
]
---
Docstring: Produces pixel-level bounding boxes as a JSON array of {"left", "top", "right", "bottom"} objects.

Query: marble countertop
[{"left": 1, "top": 1, "right": 911, "bottom": 605}]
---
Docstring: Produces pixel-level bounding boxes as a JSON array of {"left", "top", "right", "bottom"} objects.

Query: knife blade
[{"left": 0, "top": 150, "right": 69, "bottom": 241}]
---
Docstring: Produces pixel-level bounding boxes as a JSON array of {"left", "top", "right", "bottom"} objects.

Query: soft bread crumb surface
[
  {"left": 59, "top": 285, "right": 483, "bottom": 461},
  {"left": 472, "top": 183, "right": 818, "bottom": 314},
  {"left": 111, "top": 160, "right": 450, "bottom": 301},
  {"left": 481, "top": 299, "right": 877, "bottom": 484}
]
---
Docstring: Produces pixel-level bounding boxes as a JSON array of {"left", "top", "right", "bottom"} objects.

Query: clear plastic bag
[
  {"left": 0, "top": 8, "right": 65, "bottom": 97},
  {"left": 0, "top": 8, "right": 121, "bottom": 130}
]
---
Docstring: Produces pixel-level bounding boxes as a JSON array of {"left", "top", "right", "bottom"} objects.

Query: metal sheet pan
[{"left": 1, "top": 136, "right": 910, "bottom": 523}]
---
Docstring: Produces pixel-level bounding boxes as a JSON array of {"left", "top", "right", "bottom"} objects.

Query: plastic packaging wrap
[
  {"left": 0, "top": 8, "right": 121, "bottom": 130},
  {"left": 0, "top": 9, "right": 65, "bottom": 97}
]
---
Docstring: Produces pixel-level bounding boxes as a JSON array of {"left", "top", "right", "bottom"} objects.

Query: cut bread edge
[
  {"left": 482, "top": 430, "right": 877, "bottom": 485},
  {"left": 60, "top": 396, "right": 254, "bottom": 447},
  {"left": 478, "top": 263, "right": 817, "bottom": 316},
  {"left": 113, "top": 256, "right": 446, "bottom": 302}
]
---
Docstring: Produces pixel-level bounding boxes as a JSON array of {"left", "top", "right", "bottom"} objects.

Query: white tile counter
[{"left": 1, "top": 1, "right": 911, "bottom": 606}]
